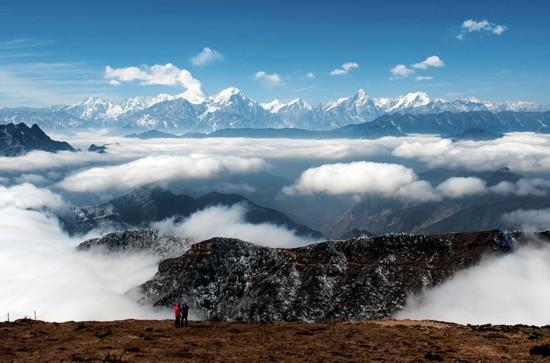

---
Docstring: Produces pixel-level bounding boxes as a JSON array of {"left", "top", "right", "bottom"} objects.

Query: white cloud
[
  {"left": 0, "top": 201, "right": 167, "bottom": 321},
  {"left": 191, "top": 47, "right": 224, "bottom": 67},
  {"left": 502, "top": 208, "right": 550, "bottom": 231},
  {"left": 283, "top": 161, "right": 440, "bottom": 202},
  {"left": 108, "top": 79, "right": 121, "bottom": 86},
  {"left": 57, "top": 154, "right": 268, "bottom": 193},
  {"left": 415, "top": 76, "right": 433, "bottom": 81},
  {"left": 213, "top": 182, "right": 256, "bottom": 194},
  {"left": 412, "top": 55, "right": 445, "bottom": 70},
  {"left": 104, "top": 63, "right": 205, "bottom": 102},
  {"left": 0, "top": 38, "right": 53, "bottom": 50},
  {"left": 389, "top": 64, "right": 415, "bottom": 79},
  {"left": 392, "top": 133, "right": 550, "bottom": 173},
  {"left": 15, "top": 173, "right": 49, "bottom": 185},
  {"left": 0, "top": 183, "right": 65, "bottom": 211},
  {"left": 491, "top": 179, "right": 550, "bottom": 196},
  {"left": 457, "top": 19, "right": 507, "bottom": 40},
  {"left": 154, "top": 203, "right": 316, "bottom": 248},
  {"left": 254, "top": 71, "right": 284, "bottom": 87},
  {"left": 305, "top": 72, "right": 316, "bottom": 80},
  {"left": 330, "top": 62, "right": 359, "bottom": 76},
  {"left": 0, "top": 150, "right": 123, "bottom": 172},
  {"left": 282, "top": 161, "right": 546, "bottom": 202},
  {"left": 435, "top": 177, "right": 487, "bottom": 199},
  {"left": 0, "top": 63, "right": 115, "bottom": 108},
  {"left": 397, "top": 243, "right": 550, "bottom": 325}
]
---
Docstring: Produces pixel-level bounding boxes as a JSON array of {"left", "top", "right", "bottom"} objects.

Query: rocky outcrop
[
  {"left": 77, "top": 229, "right": 192, "bottom": 259},
  {"left": 140, "top": 229, "right": 549, "bottom": 322},
  {"left": 87, "top": 144, "right": 107, "bottom": 153},
  {"left": 0, "top": 123, "right": 74, "bottom": 156}
]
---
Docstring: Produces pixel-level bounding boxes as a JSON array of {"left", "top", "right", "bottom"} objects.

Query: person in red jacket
[{"left": 174, "top": 303, "right": 181, "bottom": 328}]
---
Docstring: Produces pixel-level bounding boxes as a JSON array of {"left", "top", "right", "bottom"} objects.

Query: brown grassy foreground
[{"left": 2, "top": 319, "right": 550, "bottom": 362}]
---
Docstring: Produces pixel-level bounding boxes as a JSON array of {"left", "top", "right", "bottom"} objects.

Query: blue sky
[{"left": 0, "top": 0, "right": 549, "bottom": 107}]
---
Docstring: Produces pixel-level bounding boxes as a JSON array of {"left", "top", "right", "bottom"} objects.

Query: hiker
[
  {"left": 181, "top": 301, "right": 189, "bottom": 327},
  {"left": 174, "top": 302, "right": 181, "bottom": 328}
]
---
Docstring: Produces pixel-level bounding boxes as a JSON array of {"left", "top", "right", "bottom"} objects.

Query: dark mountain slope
[
  {"left": 0, "top": 123, "right": 74, "bottom": 156},
  {"left": 140, "top": 230, "right": 550, "bottom": 322}
]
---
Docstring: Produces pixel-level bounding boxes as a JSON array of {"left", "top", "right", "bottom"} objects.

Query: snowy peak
[
  {"left": 212, "top": 87, "right": 247, "bottom": 104},
  {"left": 261, "top": 99, "right": 285, "bottom": 113},
  {"left": 388, "top": 92, "right": 432, "bottom": 112},
  {"left": 262, "top": 98, "right": 312, "bottom": 113}
]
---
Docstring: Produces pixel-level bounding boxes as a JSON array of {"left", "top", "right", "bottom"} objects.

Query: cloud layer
[
  {"left": 397, "top": 242, "right": 550, "bottom": 325},
  {"left": 58, "top": 154, "right": 267, "bottom": 193},
  {"left": 502, "top": 208, "right": 550, "bottom": 231},
  {"left": 0, "top": 183, "right": 65, "bottom": 210},
  {"left": 0, "top": 184, "right": 168, "bottom": 321},
  {"left": 283, "top": 160, "right": 550, "bottom": 202}
]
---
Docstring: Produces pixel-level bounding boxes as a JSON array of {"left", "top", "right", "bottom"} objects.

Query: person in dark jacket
[
  {"left": 174, "top": 303, "right": 181, "bottom": 328},
  {"left": 181, "top": 301, "right": 189, "bottom": 327}
]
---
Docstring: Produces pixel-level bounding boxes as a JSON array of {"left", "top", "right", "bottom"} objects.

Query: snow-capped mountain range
[{"left": 1, "top": 88, "right": 548, "bottom": 132}]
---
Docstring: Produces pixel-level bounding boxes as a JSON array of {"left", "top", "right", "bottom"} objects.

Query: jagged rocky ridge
[
  {"left": 139, "top": 229, "right": 550, "bottom": 322},
  {"left": 1, "top": 89, "right": 549, "bottom": 132},
  {"left": 61, "top": 187, "right": 322, "bottom": 239},
  {"left": 0, "top": 123, "right": 74, "bottom": 156}
]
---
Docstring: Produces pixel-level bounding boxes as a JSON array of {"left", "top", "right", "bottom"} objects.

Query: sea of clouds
[{"left": 2, "top": 132, "right": 550, "bottom": 322}]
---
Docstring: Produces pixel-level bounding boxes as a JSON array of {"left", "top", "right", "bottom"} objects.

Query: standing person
[
  {"left": 181, "top": 301, "right": 189, "bottom": 327},
  {"left": 174, "top": 302, "right": 181, "bottom": 328}
]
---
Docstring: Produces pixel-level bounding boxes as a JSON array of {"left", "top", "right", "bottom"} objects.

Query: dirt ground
[{"left": 2, "top": 319, "right": 550, "bottom": 362}]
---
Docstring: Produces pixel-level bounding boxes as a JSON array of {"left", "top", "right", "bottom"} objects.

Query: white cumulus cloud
[
  {"left": 191, "top": 47, "right": 224, "bottom": 67},
  {"left": 254, "top": 71, "right": 284, "bottom": 87},
  {"left": 457, "top": 19, "right": 507, "bottom": 40},
  {"left": 435, "top": 177, "right": 488, "bottom": 199},
  {"left": 104, "top": 63, "right": 205, "bottom": 102},
  {"left": 154, "top": 203, "right": 316, "bottom": 248},
  {"left": 412, "top": 55, "right": 445, "bottom": 70},
  {"left": 283, "top": 161, "right": 440, "bottom": 202},
  {"left": 389, "top": 64, "right": 415, "bottom": 80},
  {"left": 330, "top": 62, "right": 359, "bottom": 76}
]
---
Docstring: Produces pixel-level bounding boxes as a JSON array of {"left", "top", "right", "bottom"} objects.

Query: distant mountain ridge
[
  {"left": 62, "top": 187, "right": 323, "bottom": 239},
  {"left": 324, "top": 167, "right": 550, "bottom": 237},
  {"left": 0, "top": 123, "right": 74, "bottom": 156},
  {"left": 1, "top": 88, "right": 548, "bottom": 132},
  {"left": 203, "top": 111, "right": 550, "bottom": 139}
]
